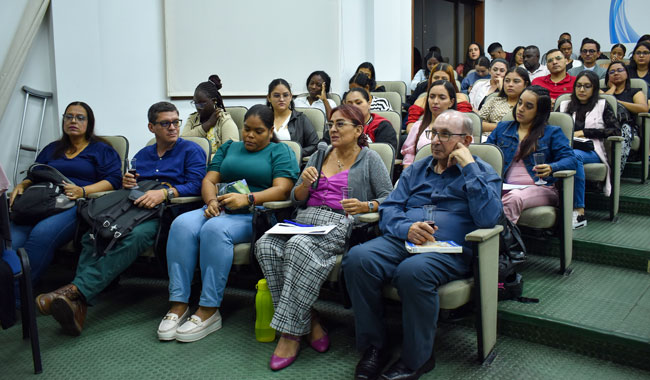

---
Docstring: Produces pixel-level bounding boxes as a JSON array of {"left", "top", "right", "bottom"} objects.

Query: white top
[
  {"left": 468, "top": 80, "right": 494, "bottom": 110},
  {"left": 294, "top": 96, "right": 336, "bottom": 116},
  {"left": 520, "top": 64, "right": 550, "bottom": 82},
  {"left": 410, "top": 69, "right": 428, "bottom": 91},
  {"left": 274, "top": 114, "right": 292, "bottom": 141}
]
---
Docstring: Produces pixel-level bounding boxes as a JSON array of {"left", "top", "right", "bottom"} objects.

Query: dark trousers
[
  {"left": 72, "top": 220, "right": 158, "bottom": 304},
  {"left": 342, "top": 235, "right": 471, "bottom": 370}
]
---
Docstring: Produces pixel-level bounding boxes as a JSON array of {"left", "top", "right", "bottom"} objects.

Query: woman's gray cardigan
[{"left": 290, "top": 146, "right": 393, "bottom": 220}]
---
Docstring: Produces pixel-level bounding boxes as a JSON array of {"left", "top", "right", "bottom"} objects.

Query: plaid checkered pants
[{"left": 255, "top": 207, "right": 351, "bottom": 335}]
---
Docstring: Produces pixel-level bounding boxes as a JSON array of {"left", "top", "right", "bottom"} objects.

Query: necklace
[{"left": 337, "top": 159, "right": 343, "bottom": 170}]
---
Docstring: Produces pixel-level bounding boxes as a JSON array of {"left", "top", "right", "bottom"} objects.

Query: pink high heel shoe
[{"left": 270, "top": 334, "right": 301, "bottom": 371}]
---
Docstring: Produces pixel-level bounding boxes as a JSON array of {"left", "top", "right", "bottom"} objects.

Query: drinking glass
[
  {"left": 129, "top": 158, "right": 139, "bottom": 189},
  {"left": 423, "top": 205, "right": 436, "bottom": 235},
  {"left": 533, "top": 153, "right": 547, "bottom": 185},
  {"left": 341, "top": 186, "right": 354, "bottom": 223}
]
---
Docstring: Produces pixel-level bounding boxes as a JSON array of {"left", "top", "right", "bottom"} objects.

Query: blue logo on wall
[{"left": 609, "top": 0, "right": 640, "bottom": 43}]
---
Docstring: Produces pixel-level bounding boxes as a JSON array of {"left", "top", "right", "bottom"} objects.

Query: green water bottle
[{"left": 255, "top": 278, "right": 276, "bottom": 342}]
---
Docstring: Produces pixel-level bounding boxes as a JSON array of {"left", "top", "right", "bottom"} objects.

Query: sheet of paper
[
  {"left": 264, "top": 223, "right": 337, "bottom": 235},
  {"left": 503, "top": 183, "right": 531, "bottom": 191}
]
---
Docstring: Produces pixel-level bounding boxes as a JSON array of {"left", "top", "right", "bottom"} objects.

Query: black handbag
[
  {"left": 10, "top": 164, "right": 76, "bottom": 225},
  {"left": 573, "top": 138, "right": 595, "bottom": 152}
]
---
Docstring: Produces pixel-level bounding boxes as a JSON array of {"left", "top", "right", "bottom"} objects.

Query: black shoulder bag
[{"left": 11, "top": 164, "right": 76, "bottom": 225}]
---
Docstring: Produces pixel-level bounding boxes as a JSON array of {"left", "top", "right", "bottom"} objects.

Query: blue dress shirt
[
  {"left": 133, "top": 138, "right": 206, "bottom": 196},
  {"left": 379, "top": 156, "right": 502, "bottom": 250}
]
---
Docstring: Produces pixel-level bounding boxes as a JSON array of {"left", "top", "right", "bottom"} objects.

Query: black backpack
[
  {"left": 77, "top": 180, "right": 164, "bottom": 256},
  {"left": 11, "top": 164, "right": 76, "bottom": 225}
]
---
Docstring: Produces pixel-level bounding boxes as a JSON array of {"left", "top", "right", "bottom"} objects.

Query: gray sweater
[{"left": 291, "top": 146, "right": 393, "bottom": 219}]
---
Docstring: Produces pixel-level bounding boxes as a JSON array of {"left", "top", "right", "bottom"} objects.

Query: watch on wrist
[
  {"left": 368, "top": 201, "right": 375, "bottom": 212},
  {"left": 167, "top": 188, "right": 175, "bottom": 201}
]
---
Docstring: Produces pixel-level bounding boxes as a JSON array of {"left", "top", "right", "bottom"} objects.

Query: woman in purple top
[
  {"left": 255, "top": 104, "right": 393, "bottom": 371},
  {"left": 9, "top": 101, "right": 122, "bottom": 282}
]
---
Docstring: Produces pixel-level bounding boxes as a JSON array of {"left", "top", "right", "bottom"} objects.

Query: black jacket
[{"left": 288, "top": 111, "right": 319, "bottom": 157}]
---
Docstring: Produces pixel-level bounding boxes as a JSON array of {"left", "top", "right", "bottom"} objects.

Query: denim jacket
[{"left": 486, "top": 120, "right": 577, "bottom": 185}]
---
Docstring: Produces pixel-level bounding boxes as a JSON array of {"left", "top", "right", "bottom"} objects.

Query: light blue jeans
[
  {"left": 10, "top": 206, "right": 78, "bottom": 282},
  {"left": 166, "top": 207, "right": 253, "bottom": 307},
  {"left": 574, "top": 149, "right": 602, "bottom": 209}
]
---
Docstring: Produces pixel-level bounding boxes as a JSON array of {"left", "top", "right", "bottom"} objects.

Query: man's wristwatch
[
  {"left": 368, "top": 201, "right": 375, "bottom": 212},
  {"left": 166, "top": 188, "right": 175, "bottom": 201}
]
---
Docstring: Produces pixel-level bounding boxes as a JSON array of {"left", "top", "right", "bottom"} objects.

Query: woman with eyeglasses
[
  {"left": 255, "top": 104, "right": 393, "bottom": 371},
  {"left": 627, "top": 41, "right": 650, "bottom": 87},
  {"left": 266, "top": 78, "right": 320, "bottom": 158},
  {"left": 599, "top": 44, "right": 626, "bottom": 70},
  {"left": 401, "top": 80, "right": 457, "bottom": 167},
  {"left": 322, "top": 88, "right": 398, "bottom": 152},
  {"left": 486, "top": 86, "right": 577, "bottom": 226},
  {"left": 159, "top": 104, "right": 299, "bottom": 343},
  {"left": 479, "top": 67, "right": 531, "bottom": 134},
  {"left": 559, "top": 71, "right": 626, "bottom": 228},
  {"left": 181, "top": 75, "right": 239, "bottom": 158},
  {"left": 603, "top": 61, "right": 650, "bottom": 116},
  {"left": 9, "top": 101, "right": 122, "bottom": 283}
]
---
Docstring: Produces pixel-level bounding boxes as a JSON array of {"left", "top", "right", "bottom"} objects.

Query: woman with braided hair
[{"left": 181, "top": 74, "right": 240, "bottom": 157}]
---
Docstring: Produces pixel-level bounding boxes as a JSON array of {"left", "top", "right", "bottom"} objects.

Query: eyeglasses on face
[
  {"left": 63, "top": 114, "right": 87, "bottom": 122},
  {"left": 575, "top": 83, "right": 593, "bottom": 90},
  {"left": 635, "top": 50, "right": 650, "bottom": 56},
  {"left": 608, "top": 67, "right": 626, "bottom": 75},
  {"left": 154, "top": 119, "right": 182, "bottom": 129},
  {"left": 581, "top": 49, "right": 597, "bottom": 55},
  {"left": 547, "top": 56, "right": 564, "bottom": 63},
  {"left": 190, "top": 100, "right": 208, "bottom": 110},
  {"left": 424, "top": 130, "right": 466, "bottom": 141},
  {"left": 326, "top": 121, "right": 356, "bottom": 129}
]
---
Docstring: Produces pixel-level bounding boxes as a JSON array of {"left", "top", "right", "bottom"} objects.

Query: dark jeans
[{"left": 342, "top": 235, "right": 471, "bottom": 370}]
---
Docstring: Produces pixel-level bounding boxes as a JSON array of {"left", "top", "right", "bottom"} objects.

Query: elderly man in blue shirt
[
  {"left": 343, "top": 110, "right": 502, "bottom": 380},
  {"left": 36, "top": 101, "right": 206, "bottom": 336}
]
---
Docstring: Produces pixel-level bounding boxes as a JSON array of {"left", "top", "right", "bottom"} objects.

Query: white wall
[
  {"left": 0, "top": 1, "right": 58, "bottom": 186},
  {"left": 484, "top": 0, "right": 645, "bottom": 57},
  {"left": 0, "top": 0, "right": 412, "bottom": 187}
]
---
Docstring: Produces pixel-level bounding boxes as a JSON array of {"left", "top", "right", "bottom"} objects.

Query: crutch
[{"left": 13, "top": 86, "right": 53, "bottom": 185}]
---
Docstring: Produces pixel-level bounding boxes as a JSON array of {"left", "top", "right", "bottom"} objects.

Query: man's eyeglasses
[
  {"left": 546, "top": 56, "right": 564, "bottom": 63},
  {"left": 424, "top": 130, "right": 466, "bottom": 141},
  {"left": 63, "top": 114, "right": 87, "bottom": 122},
  {"left": 634, "top": 50, "right": 650, "bottom": 56},
  {"left": 326, "top": 121, "right": 357, "bottom": 129},
  {"left": 608, "top": 67, "right": 626, "bottom": 75},
  {"left": 154, "top": 120, "right": 182, "bottom": 129},
  {"left": 581, "top": 49, "right": 597, "bottom": 55},
  {"left": 576, "top": 83, "right": 593, "bottom": 90}
]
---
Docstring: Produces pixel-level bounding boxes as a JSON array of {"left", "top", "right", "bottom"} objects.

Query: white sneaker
[
  {"left": 572, "top": 211, "right": 587, "bottom": 229},
  {"left": 175, "top": 310, "right": 222, "bottom": 342},
  {"left": 157, "top": 308, "right": 190, "bottom": 341}
]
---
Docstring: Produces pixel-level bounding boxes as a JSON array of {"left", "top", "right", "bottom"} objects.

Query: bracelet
[
  {"left": 162, "top": 188, "right": 168, "bottom": 200},
  {"left": 81, "top": 187, "right": 86, "bottom": 198}
]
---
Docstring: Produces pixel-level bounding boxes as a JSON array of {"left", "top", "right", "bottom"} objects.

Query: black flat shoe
[
  {"left": 380, "top": 354, "right": 435, "bottom": 380},
  {"left": 355, "top": 346, "right": 391, "bottom": 380}
]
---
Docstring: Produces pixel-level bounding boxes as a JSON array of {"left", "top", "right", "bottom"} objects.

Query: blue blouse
[
  {"left": 35, "top": 140, "right": 122, "bottom": 189},
  {"left": 486, "top": 121, "right": 577, "bottom": 185}
]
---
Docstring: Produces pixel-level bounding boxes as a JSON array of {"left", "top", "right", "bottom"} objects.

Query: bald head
[{"left": 433, "top": 110, "right": 473, "bottom": 136}]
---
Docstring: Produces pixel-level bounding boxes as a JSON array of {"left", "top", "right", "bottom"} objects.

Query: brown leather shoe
[
  {"left": 50, "top": 291, "right": 87, "bottom": 336},
  {"left": 35, "top": 284, "right": 76, "bottom": 316}
]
